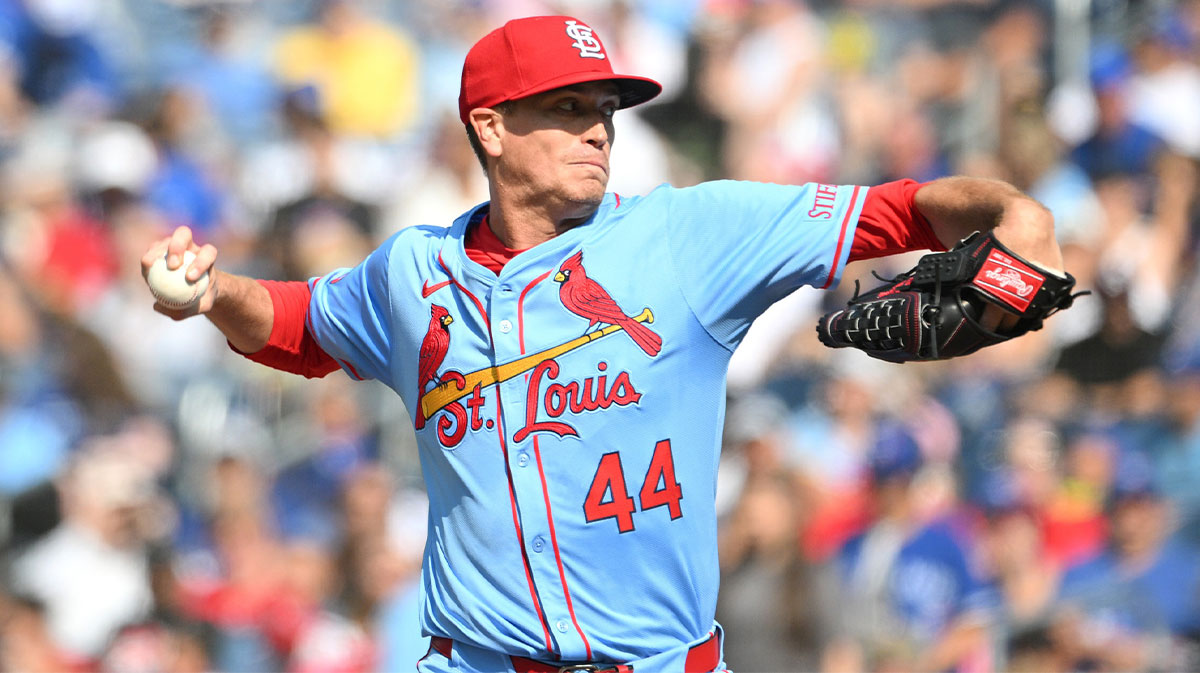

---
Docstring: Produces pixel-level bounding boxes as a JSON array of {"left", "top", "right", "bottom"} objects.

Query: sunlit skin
[{"left": 468, "top": 82, "right": 621, "bottom": 250}]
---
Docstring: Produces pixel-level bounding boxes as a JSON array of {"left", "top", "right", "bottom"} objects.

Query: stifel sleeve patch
[{"left": 972, "top": 248, "right": 1045, "bottom": 312}]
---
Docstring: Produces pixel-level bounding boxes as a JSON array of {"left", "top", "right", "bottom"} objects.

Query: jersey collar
[{"left": 445, "top": 194, "right": 618, "bottom": 283}]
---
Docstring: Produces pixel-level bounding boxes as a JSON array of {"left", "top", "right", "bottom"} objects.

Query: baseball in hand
[{"left": 147, "top": 250, "right": 209, "bottom": 309}]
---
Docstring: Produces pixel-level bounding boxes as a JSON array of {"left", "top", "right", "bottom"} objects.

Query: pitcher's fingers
[
  {"left": 979, "top": 304, "right": 1019, "bottom": 333},
  {"left": 187, "top": 244, "right": 218, "bottom": 282},
  {"left": 166, "top": 226, "right": 196, "bottom": 269},
  {"left": 141, "top": 237, "right": 172, "bottom": 277}
]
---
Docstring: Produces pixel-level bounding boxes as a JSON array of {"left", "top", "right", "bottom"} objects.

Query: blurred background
[{"left": 0, "top": 0, "right": 1198, "bottom": 671}]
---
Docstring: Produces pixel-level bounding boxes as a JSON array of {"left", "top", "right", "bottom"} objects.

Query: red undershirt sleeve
[
  {"left": 230, "top": 279, "right": 340, "bottom": 378},
  {"left": 849, "top": 179, "right": 946, "bottom": 262}
]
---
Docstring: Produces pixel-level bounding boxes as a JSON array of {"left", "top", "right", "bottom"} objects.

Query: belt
[{"left": 429, "top": 632, "right": 720, "bottom": 673}]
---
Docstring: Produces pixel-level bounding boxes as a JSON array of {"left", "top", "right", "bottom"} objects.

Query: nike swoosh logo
[{"left": 422, "top": 279, "right": 452, "bottom": 297}]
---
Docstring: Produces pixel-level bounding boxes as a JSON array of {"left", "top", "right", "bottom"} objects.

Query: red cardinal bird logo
[
  {"left": 554, "top": 251, "right": 662, "bottom": 357},
  {"left": 415, "top": 304, "right": 453, "bottom": 429}
]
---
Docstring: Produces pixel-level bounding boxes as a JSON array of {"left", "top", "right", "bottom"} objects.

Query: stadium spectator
[
  {"left": 823, "top": 423, "right": 993, "bottom": 673},
  {"left": 9, "top": 438, "right": 164, "bottom": 665},
  {"left": 272, "top": 0, "right": 421, "bottom": 140},
  {"left": 1052, "top": 449, "right": 1200, "bottom": 671}
]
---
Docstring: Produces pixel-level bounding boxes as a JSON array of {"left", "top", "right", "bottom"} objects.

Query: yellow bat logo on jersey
[{"left": 420, "top": 308, "right": 654, "bottom": 447}]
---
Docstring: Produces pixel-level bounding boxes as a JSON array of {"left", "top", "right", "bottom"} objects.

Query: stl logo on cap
[{"left": 565, "top": 20, "right": 606, "bottom": 60}]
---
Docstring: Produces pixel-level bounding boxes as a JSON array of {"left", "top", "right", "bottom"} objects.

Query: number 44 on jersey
[{"left": 583, "top": 439, "right": 683, "bottom": 533}]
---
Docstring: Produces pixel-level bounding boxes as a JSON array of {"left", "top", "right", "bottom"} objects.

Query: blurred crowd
[{"left": 0, "top": 0, "right": 1198, "bottom": 672}]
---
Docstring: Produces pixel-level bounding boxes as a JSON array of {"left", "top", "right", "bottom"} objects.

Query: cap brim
[
  {"left": 477, "top": 72, "right": 662, "bottom": 114},
  {"left": 612, "top": 76, "right": 663, "bottom": 109}
]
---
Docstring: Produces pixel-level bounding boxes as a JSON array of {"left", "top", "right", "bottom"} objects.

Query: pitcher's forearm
[
  {"left": 916, "top": 176, "right": 1064, "bottom": 272},
  {"left": 205, "top": 270, "right": 274, "bottom": 354}
]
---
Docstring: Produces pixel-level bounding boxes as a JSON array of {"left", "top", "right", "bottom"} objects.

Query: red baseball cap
[{"left": 458, "top": 15, "right": 662, "bottom": 125}]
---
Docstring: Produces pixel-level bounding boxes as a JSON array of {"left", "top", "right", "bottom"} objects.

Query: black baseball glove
[{"left": 816, "top": 231, "right": 1085, "bottom": 362}]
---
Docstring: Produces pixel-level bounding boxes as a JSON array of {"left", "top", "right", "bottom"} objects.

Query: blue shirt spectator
[
  {"left": 145, "top": 148, "right": 224, "bottom": 235},
  {"left": 838, "top": 519, "right": 994, "bottom": 645},
  {"left": 1055, "top": 449, "right": 1200, "bottom": 670},
  {"left": 0, "top": 0, "right": 120, "bottom": 108}
]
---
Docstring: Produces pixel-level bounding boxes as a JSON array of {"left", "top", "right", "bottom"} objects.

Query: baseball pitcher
[{"left": 141, "top": 15, "right": 1080, "bottom": 673}]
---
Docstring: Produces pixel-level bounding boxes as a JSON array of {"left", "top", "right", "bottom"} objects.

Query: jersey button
[
  {"left": 532, "top": 536, "right": 546, "bottom": 553},
  {"left": 517, "top": 452, "right": 530, "bottom": 467},
  {"left": 555, "top": 620, "right": 569, "bottom": 634},
  {"left": 498, "top": 319, "right": 513, "bottom": 333}
]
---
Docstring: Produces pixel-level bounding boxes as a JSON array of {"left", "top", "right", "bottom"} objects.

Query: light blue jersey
[{"left": 306, "top": 180, "right": 866, "bottom": 666}]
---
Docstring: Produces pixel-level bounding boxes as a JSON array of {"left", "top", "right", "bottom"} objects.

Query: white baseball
[{"left": 147, "top": 250, "right": 209, "bottom": 309}]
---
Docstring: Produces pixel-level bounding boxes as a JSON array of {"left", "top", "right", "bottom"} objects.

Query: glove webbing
[{"left": 846, "top": 260, "right": 946, "bottom": 359}]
